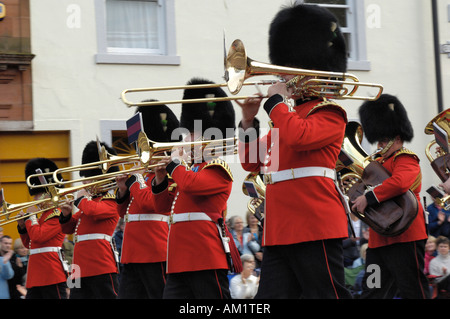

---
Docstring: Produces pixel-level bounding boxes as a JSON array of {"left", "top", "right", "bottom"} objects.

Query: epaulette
[
  {"left": 306, "top": 98, "right": 347, "bottom": 121},
  {"left": 101, "top": 192, "right": 116, "bottom": 201},
  {"left": 44, "top": 208, "right": 61, "bottom": 222},
  {"left": 202, "top": 158, "right": 234, "bottom": 181},
  {"left": 394, "top": 148, "right": 419, "bottom": 161},
  {"left": 394, "top": 148, "right": 421, "bottom": 192}
]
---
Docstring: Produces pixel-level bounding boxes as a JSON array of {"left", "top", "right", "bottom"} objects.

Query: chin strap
[{"left": 379, "top": 140, "right": 395, "bottom": 156}]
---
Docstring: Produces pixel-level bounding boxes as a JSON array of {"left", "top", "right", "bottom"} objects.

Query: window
[
  {"left": 297, "top": 0, "right": 370, "bottom": 70},
  {"left": 95, "top": 0, "right": 180, "bottom": 65}
]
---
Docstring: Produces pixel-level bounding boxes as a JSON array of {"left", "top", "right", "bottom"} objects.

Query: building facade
[{"left": 0, "top": 0, "right": 449, "bottom": 235}]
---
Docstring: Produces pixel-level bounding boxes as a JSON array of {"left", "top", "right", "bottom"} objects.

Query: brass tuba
[
  {"left": 336, "top": 121, "right": 370, "bottom": 195},
  {"left": 242, "top": 172, "right": 265, "bottom": 222},
  {"left": 424, "top": 108, "right": 450, "bottom": 182},
  {"left": 336, "top": 121, "right": 418, "bottom": 236}
]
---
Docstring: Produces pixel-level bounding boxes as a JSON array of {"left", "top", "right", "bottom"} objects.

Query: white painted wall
[{"left": 29, "top": 0, "right": 450, "bottom": 219}]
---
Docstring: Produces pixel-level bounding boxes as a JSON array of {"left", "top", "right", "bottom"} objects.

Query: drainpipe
[{"left": 432, "top": 0, "right": 443, "bottom": 113}]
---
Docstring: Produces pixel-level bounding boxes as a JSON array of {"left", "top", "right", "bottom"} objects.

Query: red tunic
[
  {"left": 20, "top": 208, "right": 67, "bottom": 288},
  {"left": 60, "top": 195, "right": 119, "bottom": 279},
  {"left": 116, "top": 172, "right": 172, "bottom": 264},
  {"left": 367, "top": 150, "right": 428, "bottom": 248},
  {"left": 162, "top": 160, "right": 233, "bottom": 274},
  {"left": 240, "top": 97, "right": 349, "bottom": 246}
]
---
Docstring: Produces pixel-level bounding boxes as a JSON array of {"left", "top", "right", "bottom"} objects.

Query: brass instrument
[
  {"left": 0, "top": 177, "right": 116, "bottom": 226},
  {"left": 337, "top": 122, "right": 419, "bottom": 236},
  {"left": 52, "top": 132, "right": 237, "bottom": 184},
  {"left": 225, "top": 39, "right": 383, "bottom": 100},
  {"left": 242, "top": 172, "right": 265, "bottom": 222},
  {"left": 424, "top": 109, "right": 450, "bottom": 182},
  {"left": 121, "top": 39, "right": 384, "bottom": 107},
  {"left": 433, "top": 194, "right": 450, "bottom": 211},
  {"left": 336, "top": 121, "right": 371, "bottom": 195},
  {"left": 26, "top": 170, "right": 64, "bottom": 189}
]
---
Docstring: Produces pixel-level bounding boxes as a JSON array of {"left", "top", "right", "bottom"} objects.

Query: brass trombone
[
  {"left": 0, "top": 177, "right": 116, "bottom": 227},
  {"left": 121, "top": 39, "right": 383, "bottom": 107},
  {"left": 52, "top": 132, "right": 238, "bottom": 185}
]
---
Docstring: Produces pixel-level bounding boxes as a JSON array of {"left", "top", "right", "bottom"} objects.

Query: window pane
[
  {"left": 327, "top": 8, "right": 347, "bottom": 27},
  {"left": 304, "top": 0, "right": 348, "bottom": 27},
  {"left": 106, "top": 0, "right": 159, "bottom": 50}
]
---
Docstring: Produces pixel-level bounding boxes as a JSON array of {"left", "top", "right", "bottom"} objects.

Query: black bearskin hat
[
  {"left": 269, "top": 4, "right": 347, "bottom": 72},
  {"left": 359, "top": 94, "right": 414, "bottom": 144},
  {"left": 80, "top": 141, "right": 119, "bottom": 178},
  {"left": 136, "top": 101, "right": 180, "bottom": 142},
  {"left": 180, "top": 78, "right": 236, "bottom": 139},
  {"left": 25, "top": 158, "right": 62, "bottom": 196}
]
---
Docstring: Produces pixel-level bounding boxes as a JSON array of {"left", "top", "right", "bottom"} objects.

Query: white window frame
[
  {"left": 94, "top": 0, "right": 180, "bottom": 65},
  {"left": 296, "top": 0, "right": 371, "bottom": 71},
  {"left": 99, "top": 120, "right": 126, "bottom": 147}
]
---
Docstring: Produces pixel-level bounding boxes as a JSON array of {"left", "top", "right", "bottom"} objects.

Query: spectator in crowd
[
  {"left": 427, "top": 202, "right": 450, "bottom": 238},
  {"left": 230, "top": 254, "right": 259, "bottom": 299},
  {"left": 244, "top": 211, "right": 263, "bottom": 269},
  {"left": 0, "top": 236, "right": 15, "bottom": 299},
  {"left": 343, "top": 214, "right": 368, "bottom": 267},
  {"left": 424, "top": 235, "right": 437, "bottom": 275},
  {"left": 8, "top": 238, "right": 28, "bottom": 299},
  {"left": 429, "top": 236, "right": 450, "bottom": 296}
]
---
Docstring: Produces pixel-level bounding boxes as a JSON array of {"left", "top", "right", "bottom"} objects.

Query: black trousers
[
  {"left": 69, "top": 273, "right": 119, "bottom": 299},
  {"left": 255, "top": 239, "right": 352, "bottom": 299},
  {"left": 118, "top": 262, "right": 166, "bottom": 299},
  {"left": 163, "top": 269, "right": 230, "bottom": 299},
  {"left": 360, "top": 240, "right": 430, "bottom": 299},
  {"left": 26, "top": 282, "right": 68, "bottom": 299}
]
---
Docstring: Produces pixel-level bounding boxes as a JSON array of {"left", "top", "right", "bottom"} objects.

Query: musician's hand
[
  {"left": 154, "top": 158, "right": 171, "bottom": 185},
  {"left": 437, "top": 211, "right": 446, "bottom": 224},
  {"left": 59, "top": 199, "right": 73, "bottom": 217},
  {"left": 17, "top": 211, "right": 26, "bottom": 229},
  {"left": 351, "top": 195, "right": 368, "bottom": 215},
  {"left": 268, "top": 81, "right": 290, "bottom": 98},
  {"left": 236, "top": 94, "right": 263, "bottom": 130}
]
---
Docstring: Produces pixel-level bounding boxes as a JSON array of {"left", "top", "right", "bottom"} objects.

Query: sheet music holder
[{"left": 433, "top": 122, "right": 449, "bottom": 154}]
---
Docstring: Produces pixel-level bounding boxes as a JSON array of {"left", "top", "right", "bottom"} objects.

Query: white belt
[
  {"left": 264, "top": 166, "right": 336, "bottom": 184},
  {"left": 170, "top": 212, "right": 213, "bottom": 224},
  {"left": 125, "top": 213, "right": 169, "bottom": 223},
  {"left": 29, "top": 246, "right": 60, "bottom": 255},
  {"left": 74, "top": 233, "right": 112, "bottom": 243}
]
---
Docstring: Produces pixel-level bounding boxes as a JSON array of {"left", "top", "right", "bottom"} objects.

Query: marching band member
[
  {"left": 59, "top": 141, "right": 120, "bottom": 299},
  {"left": 115, "top": 103, "right": 179, "bottom": 299},
  {"left": 155, "top": 78, "right": 241, "bottom": 299},
  {"left": 238, "top": 4, "right": 352, "bottom": 299},
  {"left": 17, "top": 158, "right": 68, "bottom": 299},
  {"left": 352, "top": 94, "right": 429, "bottom": 299}
]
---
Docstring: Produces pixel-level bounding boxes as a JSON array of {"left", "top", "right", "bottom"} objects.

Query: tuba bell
[
  {"left": 242, "top": 172, "right": 265, "bottom": 223},
  {"left": 336, "top": 121, "right": 370, "bottom": 195},
  {"left": 424, "top": 108, "right": 450, "bottom": 182}
]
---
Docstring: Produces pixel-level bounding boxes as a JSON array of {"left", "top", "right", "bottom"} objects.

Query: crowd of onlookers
[{"left": 2, "top": 200, "right": 450, "bottom": 299}]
